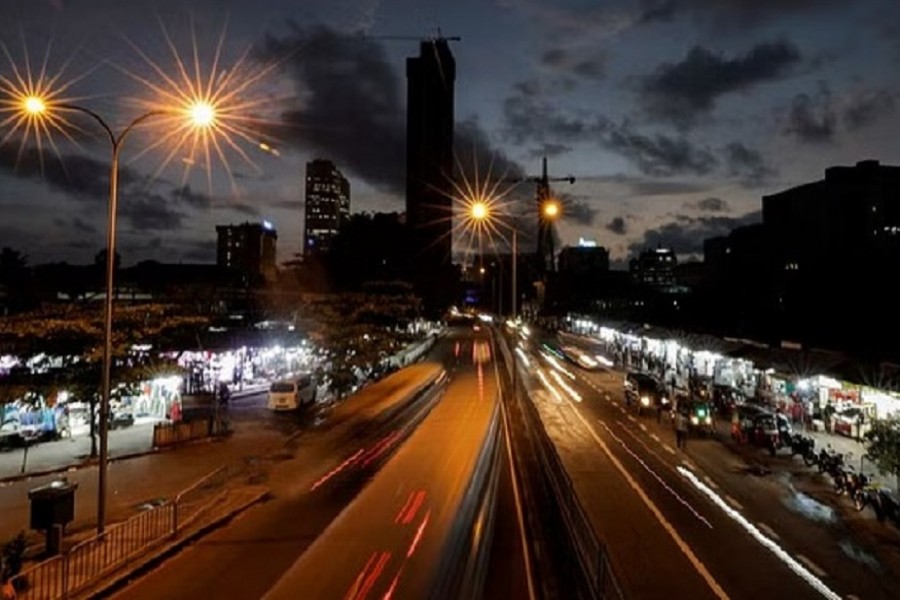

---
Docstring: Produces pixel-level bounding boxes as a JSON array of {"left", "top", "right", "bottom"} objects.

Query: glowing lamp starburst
[
  {"left": 471, "top": 201, "right": 489, "bottom": 221},
  {"left": 23, "top": 95, "right": 46, "bottom": 115},
  {"left": 188, "top": 100, "right": 216, "bottom": 128}
]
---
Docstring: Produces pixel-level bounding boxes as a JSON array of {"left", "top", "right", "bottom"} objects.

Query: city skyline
[{"left": 1, "top": 0, "right": 899, "bottom": 267}]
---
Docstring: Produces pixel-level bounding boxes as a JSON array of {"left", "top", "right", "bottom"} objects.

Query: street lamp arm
[
  {"left": 117, "top": 110, "right": 166, "bottom": 148},
  {"left": 58, "top": 104, "right": 116, "bottom": 149}
]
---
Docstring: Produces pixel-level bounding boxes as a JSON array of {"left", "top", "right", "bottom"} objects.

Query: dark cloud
[
  {"left": 539, "top": 47, "right": 605, "bottom": 80},
  {"left": 641, "top": 41, "right": 801, "bottom": 128},
  {"left": 606, "top": 216, "right": 628, "bottom": 235},
  {"left": 455, "top": 118, "right": 526, "bottom": 187},
  {"left": 256, "top": 25, "right": 406, "bottom": 194},
  {"left": 572, "top": 59, "right": 605, "bottom": 80},
  {"left": 541, "top": 48, "right": 568, "bottom": 67},
  {"left": 695, "top": 197, "right": 729, "bottom": 212},
  {"left": 783, "top": 86, "right": 835, "bottom": 143},
  {"left": 582, "top": 174, "right": 710, "bottom": 196},
  {"left": 628, "top": 210, "right": 761, "bottom": 258},
  {"left": 71, "top": 217, "right": 98, "bottom": 234},
  {"left": 121, "top": 194, "right": 185, "bottom": 231},
  {"left": 528, "top": 143, "right": 572, "bottom": 158},
  {"left": 559, "top": 194, "right": 598, "bottom": 226},
  {"left": 639, "top": 0, "right": 678, "bottom": 23},
  {"left": 229, "top": 203, "right": 261, "bottom": 217},
  {"left": 723, "top": 142, "right": 776, "bottom": 186},
  {"left": 0, "top": 145, "right": 187, "bottom": 232},
  {"left": 271, "top": 199, "right": 304, "bottom": 210},
  {"left": 602, "top": 124, "right": 718, "bottom": 177},
  {"left": 170, "top": 185, "right": 211, "bottom": 209},
  {"left": 640, "top": 0, "right": 842, "bottom": 29},
  {"left": 503, "top": 90, "right": 610, "bottom": 146},
  {"left": 843, "top": 89, "right": 898, "bottom": 130}
]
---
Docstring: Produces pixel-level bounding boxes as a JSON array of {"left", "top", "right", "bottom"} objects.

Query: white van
[{"left": 267, "top": 374, "right": 316, "bottom": 411}]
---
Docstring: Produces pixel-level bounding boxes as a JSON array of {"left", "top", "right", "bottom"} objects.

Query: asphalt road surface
[
  {"left": 111, "top": 327, "right": 527, "bottom": 600},
  {"left": 519, "top": 327, "right": 900, "bottom": 599}
]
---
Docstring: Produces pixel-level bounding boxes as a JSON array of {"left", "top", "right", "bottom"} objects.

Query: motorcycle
[
  {"left": 856, "top": 485, "right": 900, "bottom": 525},
  {"left": 789, "top": 434, "right": 816, "bottom": 463}
]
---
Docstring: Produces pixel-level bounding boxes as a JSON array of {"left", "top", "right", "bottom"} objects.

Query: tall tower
[
  {"left": 304, "top": 159, "right": 350, "bottom": 255},
  {"left": 406, "top": 39, "right": 456, "bottom": 269}
]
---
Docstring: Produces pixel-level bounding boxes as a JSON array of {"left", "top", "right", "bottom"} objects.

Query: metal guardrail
[
  {"left": 500, "top": 331, "right": 624, "bottom": 599},
  {"left": 10, "top": 466, "right": 229, "bottom": 600},
  {"left": 429, "top": 397, "right": 502, "bottom": 600}
]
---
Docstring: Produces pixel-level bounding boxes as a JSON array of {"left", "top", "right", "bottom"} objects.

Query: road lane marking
[
  {"left": 681, "top": 459, "right": 697, "bottom": 470},
  {"left": 610, "top": 423, "right": 713, "bottom": 528},
  {"left": 703, "top": 475, "right": 718, "bottom": 490},
  {"left": 639, "top": 423, "right": 648, "bottom": 432},
  {"left": 796, "top": 555, "right": 827, "bottom": 578},
  {"left": 561, "top": 406, "right": 729, "bottom": 598},
  {"left": 650, "top": 433, "right": 661, "bottom": 442},
  {"left": 627, "top": 414, "right": 637, "bottom": 422},
  {"left": 663, "top": 444, "right": 677, "bottom": 455},
  {"left": 756, "top": 522, "right": 779, "bottom": 541},
  {"left": 678, "top": 466, "right": 840, "bottom": 600}
]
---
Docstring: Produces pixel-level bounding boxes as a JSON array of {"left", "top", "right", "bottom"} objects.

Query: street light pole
[
  {"left": 511, "top": 228, "right": 517, "bottom": 400},
  {"left": 64, "top": 107, "right": 164, "bottom": 534}
]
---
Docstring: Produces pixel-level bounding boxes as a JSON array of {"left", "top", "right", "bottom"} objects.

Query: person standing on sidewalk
[{"left": 674, "top": 409, "right": 689, "bottom": 450}]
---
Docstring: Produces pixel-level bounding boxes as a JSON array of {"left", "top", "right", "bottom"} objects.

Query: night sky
[{"left": 1, "top": 0, "right": 899, "bottom": 268}]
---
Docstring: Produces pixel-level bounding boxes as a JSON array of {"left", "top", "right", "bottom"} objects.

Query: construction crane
[{"left": 505, "top": 157, "right": 576, "bottom": 274}]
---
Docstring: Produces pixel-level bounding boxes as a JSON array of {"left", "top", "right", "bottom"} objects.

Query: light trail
[{"left": 678, "top": 466, "right": 842, "bottom": 600}]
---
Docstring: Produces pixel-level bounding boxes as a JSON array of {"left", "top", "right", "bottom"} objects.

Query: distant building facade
[
  {"left": 558, "top": 243, "right": 610, "bottom": 275},
  {"left": 630, "top": 247, "right": 677, "bottom": 289},
  {"left": 759, "top": 160, "right": 900, "bottom": 354},
  {"left": 304, "top": 159, "right": 350, "bottom": 255},
  {"left": 216, "top": 222, "right": 277, "bottom": 286}
]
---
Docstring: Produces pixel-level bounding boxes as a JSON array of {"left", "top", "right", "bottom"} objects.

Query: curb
[
  {"left": 0, "top": 435, "right": 231, "bottom": 486},
  {"left": 81, "top": 487, "right": 270, "bottom": 599}
]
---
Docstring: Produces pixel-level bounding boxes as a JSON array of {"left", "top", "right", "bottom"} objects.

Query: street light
[
  {"left": 468, "top": 201, "right": 519, "bottom": 394},
  {"left": 540, "top": 198, "right": 561, "bottom": 271},
  {"left": 542, "top": 199, "right": 560, "bottom": 220},
  {"left": 14, "top": 94, "right": 216, "bottom": 535}
]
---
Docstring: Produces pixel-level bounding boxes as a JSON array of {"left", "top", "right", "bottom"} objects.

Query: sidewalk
[{"left": 0, "top": 423, "right": 156, "bottom": 481}]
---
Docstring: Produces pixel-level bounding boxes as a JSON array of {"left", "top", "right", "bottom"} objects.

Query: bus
[{"left": 267, "top": 373, "right": 317, "bottom": 411}]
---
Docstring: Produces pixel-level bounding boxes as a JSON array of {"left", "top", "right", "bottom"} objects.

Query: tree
[{"left": 864, "top": 417, "right": 900, "bottom": 487}]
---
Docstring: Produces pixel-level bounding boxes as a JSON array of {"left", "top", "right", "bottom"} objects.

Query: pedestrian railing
[{"left": 10, "top": 466, "right": 229, "bottom": 600}]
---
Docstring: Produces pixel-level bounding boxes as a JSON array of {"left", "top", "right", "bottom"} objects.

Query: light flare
[
  {"left": 0, "top": 35, "right": 91, "bottom": 171},
  {"left": 115, "top": 17, "right": 281, "bottom": 191}
]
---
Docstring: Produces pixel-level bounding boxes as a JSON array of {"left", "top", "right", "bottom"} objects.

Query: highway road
[
  {"left": 111, "top": 327, "right": 529, "bottom": 600},
  {"left": 264, "top": 328, "right": 500, "bottom": 599},
  {"left": 516, "top": 327, "right": 900, "bottom": 599}
]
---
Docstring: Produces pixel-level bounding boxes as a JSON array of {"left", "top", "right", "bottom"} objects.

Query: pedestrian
[{"left": 674, "top": 409, "right": 688, "bottom": 450}]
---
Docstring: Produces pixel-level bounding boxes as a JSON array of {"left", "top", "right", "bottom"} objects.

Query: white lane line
[
  {"left": 639, "top": 423, "right": 648, "bottom": 432},
  {"left": 627, "top": 414, "right": 637, "bottom": 422},
  {"left": 682, "top": 459, "right": 697, "bottom": 471},
  {"left": 723, "top": 495, "right": 744, "bottom": 511},
  {"left": 678, "top": 467, "right": 840, "bottom": 600},
  {"left": 756, "top": 522, "right": 780, "bottom": 541},
  {"left": 663, "top": 444, "right": 677, "bottom": 455},
  {"left": 703, "top": 475, "right": 718, "bottom": 490},
  {"left": 650, "top": 433, "right": 661, "bottom": 442},
  {"left": 796, "top": 555, "right": 828, "bottom": 578},
  {"left": 560, "top": 409, "right": 729, "bottom": 599}
]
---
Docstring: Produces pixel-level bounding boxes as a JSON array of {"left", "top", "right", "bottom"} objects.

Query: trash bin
[{"left": 28, "top": 479, "right": 78, "bottom": 555}]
